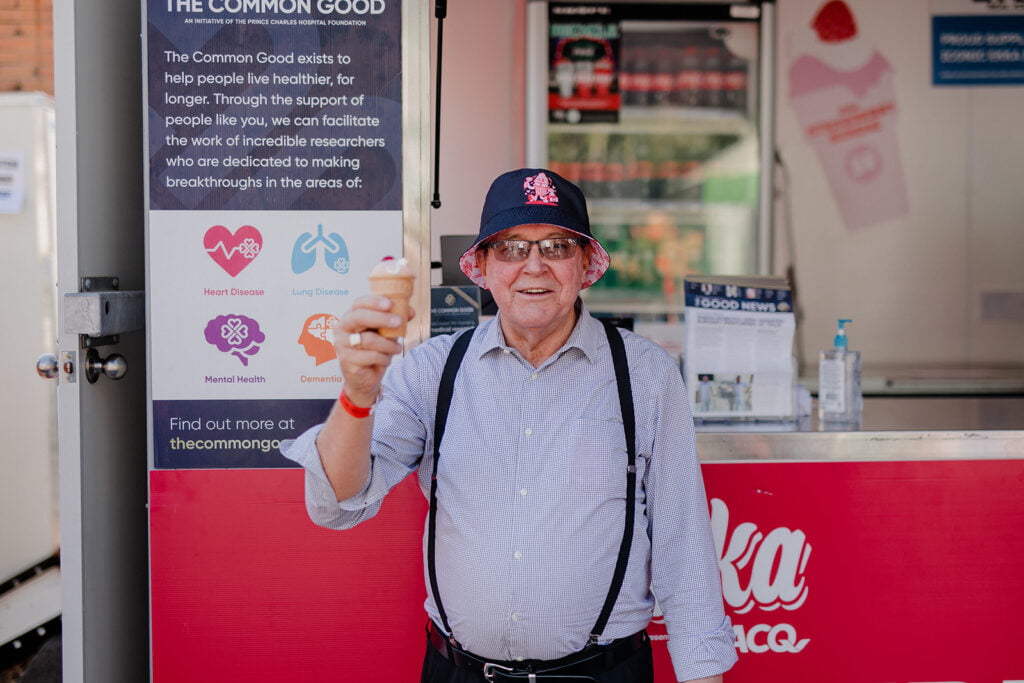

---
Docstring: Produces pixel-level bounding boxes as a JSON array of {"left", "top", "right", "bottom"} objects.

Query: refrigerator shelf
[{"left": 549, "top": 108, "right": 754, "bottom": 137}]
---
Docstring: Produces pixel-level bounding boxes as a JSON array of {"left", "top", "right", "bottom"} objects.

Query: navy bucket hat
[{"left": 459, "top": 168, "right": 610, "bottom": 289}]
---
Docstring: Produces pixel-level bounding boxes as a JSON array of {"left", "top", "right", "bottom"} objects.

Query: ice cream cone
[{"left": 369, "top": 256, "right": 415, "bottom": 338}]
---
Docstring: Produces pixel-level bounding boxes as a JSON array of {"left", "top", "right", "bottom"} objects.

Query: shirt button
[
  {"left": 514, "top": 551, "right": 523, "bottom": 560},
  {"left": 511, "top": 613, "right": 519, "bottom": 622},
  {"left": 520, "top": 488, "right": 528, "bottom": 497},
  {"left": 525, "top": 428, "right": 533, "bottom": 436},
  {"left": 530, "top": 372, "right": 538, "bottom": 380}
]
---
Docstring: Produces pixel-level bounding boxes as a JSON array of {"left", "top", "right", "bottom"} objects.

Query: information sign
[
  {"left": 932, "top": 1, "right": 1024, "bottom": 85},
  {"left": 144, "top": 0, "right": 403, "bottom": 468}
]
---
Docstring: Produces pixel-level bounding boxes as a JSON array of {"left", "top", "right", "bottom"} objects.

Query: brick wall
[{"left": 0, "top": 0, "right": 53, "bottom": 93}]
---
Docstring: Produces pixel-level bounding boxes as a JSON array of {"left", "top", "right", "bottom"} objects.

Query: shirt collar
[{"left": 476, "top": 299, "right": 603, "bottom": 364}]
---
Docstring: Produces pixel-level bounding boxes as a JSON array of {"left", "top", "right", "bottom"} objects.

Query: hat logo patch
[{"left": 523, "top": 172, "right": 559, "bottom": 206}]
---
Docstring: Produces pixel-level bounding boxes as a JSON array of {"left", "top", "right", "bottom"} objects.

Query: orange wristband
[{"left": 339, "top": 389, "right": 373, "bottom": 418}]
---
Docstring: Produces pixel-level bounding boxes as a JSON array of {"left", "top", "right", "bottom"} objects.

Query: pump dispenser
[
  {"left": 833, "top": 318, "right": 851, "bottom": 350},
  {"left": 818, "top": 318, "right": 862, "bottom": 428}
]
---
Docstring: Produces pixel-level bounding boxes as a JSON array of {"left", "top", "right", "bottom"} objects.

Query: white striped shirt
[{"left": 283, "top": 305, "right": 736, "bottom": 681}]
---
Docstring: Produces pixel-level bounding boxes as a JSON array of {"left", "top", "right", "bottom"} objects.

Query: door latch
[
  {"left": 63, "top": 276, "right": 144, "bottom": 348},
  {"left": 42, "top": 276, "right": 145, "bottom": 383}
]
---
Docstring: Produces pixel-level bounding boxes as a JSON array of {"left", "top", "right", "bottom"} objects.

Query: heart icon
[{"left": 204, "top": 225, "right": 263, "bottom": 277}]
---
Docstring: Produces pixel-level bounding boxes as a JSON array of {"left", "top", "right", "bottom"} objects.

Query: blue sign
[
  {"left": 430, "top": 286, "right": 480, "bottom": 337},
  {"left": 933, "top": 15, "right": 1024, "bottom": 85}
]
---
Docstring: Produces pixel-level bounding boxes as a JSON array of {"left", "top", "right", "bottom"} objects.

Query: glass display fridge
[{"left": 526, "top": 0, "right": 775, "bottom": 322}]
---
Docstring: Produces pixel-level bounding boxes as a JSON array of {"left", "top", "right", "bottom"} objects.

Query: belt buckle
[{"left": 483, "top": 662, "right": 529, "bottom": 681}]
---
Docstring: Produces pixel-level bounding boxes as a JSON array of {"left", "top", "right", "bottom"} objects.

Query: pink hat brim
[{"left": 458, "top": 227, "right": 610, "bottom": 290}]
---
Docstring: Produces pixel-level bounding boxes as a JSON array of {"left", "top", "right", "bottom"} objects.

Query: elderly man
[{"left": 283, "top": 169, "right": 736, "bottom": 682}]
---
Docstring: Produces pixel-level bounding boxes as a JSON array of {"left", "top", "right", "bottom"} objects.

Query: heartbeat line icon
[{"left": 206, "top": 238, "right": 261, "bottom": 260}]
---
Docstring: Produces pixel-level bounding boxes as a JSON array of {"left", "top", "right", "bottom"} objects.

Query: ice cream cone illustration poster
[{"left": 788, "top": 0, "right": 909, "bottom": 231}]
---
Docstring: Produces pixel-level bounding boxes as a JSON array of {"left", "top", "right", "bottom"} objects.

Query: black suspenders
[
  {"left": 427, "top": 325, "right": 474, "bottom": 643},
  {"left": 426, "top": 320, "right": 637, "bottom": 649},
  {"left": 590, "top": 319, "right": 637, "bottom": 645}
]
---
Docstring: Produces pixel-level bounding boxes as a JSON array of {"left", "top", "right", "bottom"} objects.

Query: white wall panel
[{"left": 0, "top": 93, "right": 58, "bottom": 580}]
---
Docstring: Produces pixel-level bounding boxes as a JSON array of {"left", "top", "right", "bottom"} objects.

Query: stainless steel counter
[
  {"left": 697, "top": 429, "right": 1024, "bottom": 461},
  {"left": 696, "top": 396, "right": 1024, "bottom": 461}
]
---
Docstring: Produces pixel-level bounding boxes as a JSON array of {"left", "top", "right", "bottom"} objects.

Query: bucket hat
[{"left": 458, "top": 168, "right": 610, "bottom": 289}]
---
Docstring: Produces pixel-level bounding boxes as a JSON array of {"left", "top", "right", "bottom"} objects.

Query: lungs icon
[
  {"left": 291, "top": 224, "right": 350, "bottom": 274},
  {"left": 291, "top": 228, "right": 318, "bottom": 274},
  {"left": 322, "top": 229, "right": 350, "bottom": 274}
]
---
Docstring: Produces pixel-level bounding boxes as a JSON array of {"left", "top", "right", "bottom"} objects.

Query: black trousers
[{"left": 420, "top": 636, "right": 654, "bottom": 683}]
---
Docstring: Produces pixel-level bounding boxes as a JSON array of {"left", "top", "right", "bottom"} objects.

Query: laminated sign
[{"left": 144, "top": 0, "right": 403, "bottom": 468}]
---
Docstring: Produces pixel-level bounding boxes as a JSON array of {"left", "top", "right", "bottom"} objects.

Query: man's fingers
[
  {"left": 345, "top": 331, "right": 363, "bottom": 349},
  {"left": 336, "top": 308, "right": 406, "bottom": 339},
  {"left": 328, "top": 299, "right": 406, "bottom": 399},
  {"left": 338, "top": 328, "right": 403, "bottom": 355}
]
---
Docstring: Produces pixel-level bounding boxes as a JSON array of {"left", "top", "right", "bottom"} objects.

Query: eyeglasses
[{"left": 483, "top": 237, "right": 583, "bottom": 262}]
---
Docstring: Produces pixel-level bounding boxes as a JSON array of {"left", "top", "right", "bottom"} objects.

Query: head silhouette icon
[{"left": 298, "top": 313, "right": 340, "bottom": 366}]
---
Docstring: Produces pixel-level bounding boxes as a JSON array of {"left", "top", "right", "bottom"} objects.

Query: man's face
[{"left": 476, "top": 224, "right": 590, "bottom": 341}]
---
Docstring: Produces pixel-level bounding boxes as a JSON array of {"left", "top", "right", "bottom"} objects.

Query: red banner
[{"left": 151, "top": 459, "right": 1024, "bottom": 682}]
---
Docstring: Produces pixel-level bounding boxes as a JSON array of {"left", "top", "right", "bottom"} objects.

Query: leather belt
[{"left": 426, "top": 621, "right": 649, "bottom": 681}]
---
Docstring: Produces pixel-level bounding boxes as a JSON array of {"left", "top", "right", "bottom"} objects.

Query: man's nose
[{"left": 521, "top": 244, "right": 548, "bottom": 270}]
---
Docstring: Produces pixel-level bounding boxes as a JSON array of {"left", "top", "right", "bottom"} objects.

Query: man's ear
[{"left": 475, "top": 249, "right": 488, "bottom": 283}]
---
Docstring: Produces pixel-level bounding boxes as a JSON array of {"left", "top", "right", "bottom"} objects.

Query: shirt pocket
[{"left": 567, "top": 417, "right": 629, "bottom": 494}]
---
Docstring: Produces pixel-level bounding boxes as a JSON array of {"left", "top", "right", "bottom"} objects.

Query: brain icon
[
  {"left": 204, "top": 314, "right": 266, "bottom": 366},
  {"left": 298, "top": 313, "right": 340, "bottom": 366}
]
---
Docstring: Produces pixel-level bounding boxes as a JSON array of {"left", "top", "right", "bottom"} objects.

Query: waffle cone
[{"left": 369, "top": 274, "right": 414, "bottom": 338}]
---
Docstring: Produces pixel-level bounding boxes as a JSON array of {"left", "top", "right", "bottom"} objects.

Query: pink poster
[{"left": 788, "top": 1, "right": 909, "bottom": 231}]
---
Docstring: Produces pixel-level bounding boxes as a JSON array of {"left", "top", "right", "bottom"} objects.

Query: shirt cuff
[
  {"left": 280, "top": 424, "right": 375, "bottom": 510},
  {"left": 667, "top": 619, "right": 738, "bottom": 682}
]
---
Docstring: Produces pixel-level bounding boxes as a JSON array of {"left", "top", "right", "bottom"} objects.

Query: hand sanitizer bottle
[{"left": 818, "top": 318, "right": 862, "bottom": 428}]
